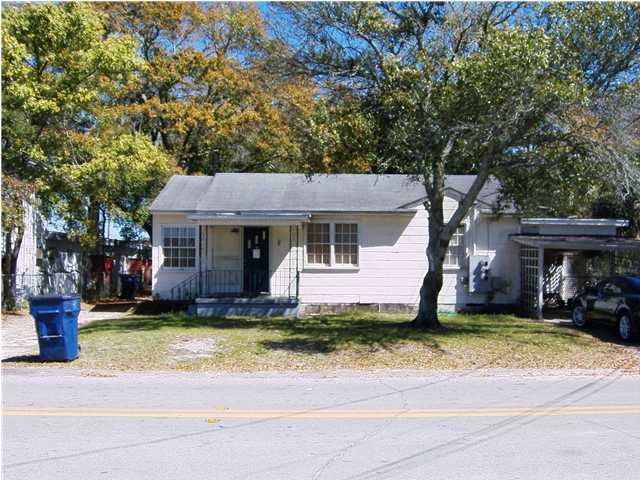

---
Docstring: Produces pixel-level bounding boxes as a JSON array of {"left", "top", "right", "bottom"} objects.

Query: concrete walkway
[{"left": 1, "top": 310, "right": 129, "bottom": 361}]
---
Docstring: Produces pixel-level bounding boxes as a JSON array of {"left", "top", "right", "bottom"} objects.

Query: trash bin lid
[{"left": 29, "top": 294, "right": 81, "bottom": 303}]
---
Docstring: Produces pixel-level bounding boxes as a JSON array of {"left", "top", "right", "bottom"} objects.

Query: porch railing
[{"left": 169, "top": 269, "right": 299, "bottom": 301}]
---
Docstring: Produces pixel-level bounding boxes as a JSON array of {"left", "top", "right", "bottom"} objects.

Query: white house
[{"left": 150, "top": 173, "right": 527, "bottom": 316}]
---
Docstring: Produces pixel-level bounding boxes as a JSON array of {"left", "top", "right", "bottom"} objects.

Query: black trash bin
[
  {"left": 29, "top": 295, "right": 81, "bottom": 361},
  {"left": 120, "top": 274, "right": 137, "bottom": 300}
]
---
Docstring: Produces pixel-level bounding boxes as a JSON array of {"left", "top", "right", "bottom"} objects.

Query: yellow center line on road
[{"left": 3, "top": 405, "right": 640, "bottom": 419}]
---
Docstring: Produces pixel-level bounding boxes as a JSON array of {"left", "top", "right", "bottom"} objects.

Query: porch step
[{"left": 194, "top": 297, "right": 299, "bottom": 318}]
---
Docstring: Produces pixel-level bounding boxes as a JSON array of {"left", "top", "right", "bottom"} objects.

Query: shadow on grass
[{"left": 77, "top": 311, "right": 592, "bottom": 355}]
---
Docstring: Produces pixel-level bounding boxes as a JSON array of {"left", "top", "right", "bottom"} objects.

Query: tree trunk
[
  {"left": 412, "top": 140, "right": 493, "bottom": 329},
  {"left": 413, "top": 269, "right": 443, "bottom": 329},
  {"left": 2, "top": 228, "right": 24, "bottom": 311},
  {"left": 413, "top": 222, "right": 447, "bottom": 329},
  {"left": 413, "top": 164, "right": 448, "bottom": 329},
  {"left": 88, "top": 200, "right": 104, "bottom": 298}
]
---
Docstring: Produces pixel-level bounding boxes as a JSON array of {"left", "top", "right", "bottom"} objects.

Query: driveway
[{"left": 1, "top": 310, "right": 130, "bottom": 361}]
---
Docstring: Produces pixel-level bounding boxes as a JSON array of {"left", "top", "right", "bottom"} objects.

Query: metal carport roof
[{"left": 510, "top": 235, "right": 640, "bottom": 252}]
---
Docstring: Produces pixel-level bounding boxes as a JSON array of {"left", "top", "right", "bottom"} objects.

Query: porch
[{"left": 167, "top": 213, "right": 308, "bottom": 311}]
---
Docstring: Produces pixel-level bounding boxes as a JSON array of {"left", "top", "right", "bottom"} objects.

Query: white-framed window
[
  {"left": 334, "top": 223, "right": 358, "bottom": 266},
  {"left": 307, "top": 223, "right": 331, "bottom": 265},
  {"left": 306, "top": 222, "right": 359, "bottom": 267},
  {"left": 161, "top": 225, "right": 196, "bottom": 268},
  {"left": 444, "top": 224, "right": 465, "bottom": 268}
]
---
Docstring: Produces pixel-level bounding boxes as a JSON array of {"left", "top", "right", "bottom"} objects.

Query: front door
[{"left": 243, "top": 227, "right": 269, "bottom": 294}]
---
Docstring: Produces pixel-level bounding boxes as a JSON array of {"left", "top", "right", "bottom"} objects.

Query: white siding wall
[
  {"left": 15, "top": 201, "right": 45, "bottom": 277},
  {"left": 152, "top": 213, "right": 200, "bottom": 298},
  {"left": 459, "top": 211, "right": 521, "bottom": 306},
  {"left": 298, "top": 201, "right": 521, "bottom": 309},
  {"left": 298, "top": 212, "right": 426, "bottom": 305},
  {"left": 210, "top": 226, "right": 242, "bottom": 270}
]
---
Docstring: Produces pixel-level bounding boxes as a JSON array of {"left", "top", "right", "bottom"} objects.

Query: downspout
[
  {"left": 198, "top": 225, "right": 202, "bottom": 298},
  {"left": 296, "top": 225, "right": 300, "bottom": 300},
  {"left": 288, "top": 225, "right": 292, "bottom": 298}
]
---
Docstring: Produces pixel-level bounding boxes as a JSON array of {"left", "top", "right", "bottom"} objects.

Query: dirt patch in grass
[
  {"left": 3, "top": 312, "right": 639, "bottom": 372},
  {"left": 169, "top": 336, "right": 219, "bottom": 362}
]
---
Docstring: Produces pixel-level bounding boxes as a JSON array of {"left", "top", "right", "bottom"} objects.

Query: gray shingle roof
[{"left": 149, "top": 173, "right": 502, "bottom": 213}]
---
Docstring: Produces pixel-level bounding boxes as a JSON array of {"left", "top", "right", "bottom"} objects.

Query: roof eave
[{"left": 521, "top": 218, "right": 629, "bottom": 227}]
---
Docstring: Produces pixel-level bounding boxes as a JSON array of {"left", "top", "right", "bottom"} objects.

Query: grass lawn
[{"left": 7, "top": 311, "right": 638, "bottom": 372}]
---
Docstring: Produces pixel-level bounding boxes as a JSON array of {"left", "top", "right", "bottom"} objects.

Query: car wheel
[
  {"left": 572, "top": 305, "right": 587, "bottom": 328},
  {"left": 618, "top": 313, "right": 635, "bottom": 342}
]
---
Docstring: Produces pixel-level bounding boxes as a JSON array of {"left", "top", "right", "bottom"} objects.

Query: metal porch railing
[{"left": 169, "top": 269, "right": 299, "bottom": 301}]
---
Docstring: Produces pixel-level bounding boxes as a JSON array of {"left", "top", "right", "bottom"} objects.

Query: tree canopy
[
  {"left": 2, "top": 2, "right": 176, "bottom": 250},
  {"left": 95, "top": 2, "right": 320, "bottom": 174},
  {"left": 273, "top": 2, "right": 640, "bottom": 326}
]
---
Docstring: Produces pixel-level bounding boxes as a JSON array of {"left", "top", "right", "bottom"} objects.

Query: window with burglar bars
[
  {"left": 334, "top": 223, "right": 358, "bottom": 265},
  {"left": 444, "top": 225, "right": 465, "bottom": 268},
  {"left": 161, "top": 226, "right": 196, "bottom": 268},
  {"left": 307, "top": 223, "right": 330, "bottom": 265}
]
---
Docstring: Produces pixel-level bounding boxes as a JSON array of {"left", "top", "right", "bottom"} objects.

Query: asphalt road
[{"left": 3, "top": 368, "right": 640, "bottom": 480}]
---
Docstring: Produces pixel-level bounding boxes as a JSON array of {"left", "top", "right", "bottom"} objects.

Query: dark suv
[{"left": 571, "top": 275, "right": 640, "bottom": 342}]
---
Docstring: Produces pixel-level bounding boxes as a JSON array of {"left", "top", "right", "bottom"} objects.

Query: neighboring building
[
  {"left": 14, "top": 200, "right": 46, "bottom": 279},
  {"left": 6, "top": 204, "right": 151, "bottom": 302},
  {"left": 44, "top": 233, "right": 152, "bottom": 298},
  {"left": 150, "top": 174, "right": 525, "bottom": 316},
  {"left": 4, "top": 200, "right": 49, "bottom": 305}
]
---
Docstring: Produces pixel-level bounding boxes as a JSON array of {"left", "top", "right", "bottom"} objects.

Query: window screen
[
  {"left": 307, "top": 223, "right": 330, "bottom": 265},
  {"left": 334, "top": 223, "right": 358, "bottom": 265},
  {"left": 444, "top": 225, "right": 465, "bottom": 267},
  {"left": 161, "top": 226, "right": 196, "bottom": 268}
]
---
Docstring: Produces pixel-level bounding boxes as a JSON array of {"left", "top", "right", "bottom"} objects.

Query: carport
[{"left": 511, "top": 219, "right": 640, "bottom": 319}]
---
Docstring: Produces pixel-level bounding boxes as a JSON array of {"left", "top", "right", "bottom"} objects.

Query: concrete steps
[{"left": 192, "top": 297, "right": 299, "bottom": 317}]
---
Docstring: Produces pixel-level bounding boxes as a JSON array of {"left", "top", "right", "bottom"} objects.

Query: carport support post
[{"left": 537, "top": 247, "right": 544, "bottom": 320}]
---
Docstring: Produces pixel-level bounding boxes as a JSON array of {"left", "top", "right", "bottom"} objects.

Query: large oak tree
[
  {"left": 273, "top": 2, "right": 640, "bottom": 327},
  {"left": 95, "top": 2, "right": 318, "bottom": 175}
]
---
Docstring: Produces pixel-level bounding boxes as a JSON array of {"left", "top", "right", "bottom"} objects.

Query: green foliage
[
  {"left": 2, "top": 2, "right": 140, "bottom": 177},
  {"left": 292, "top": 95, "right": 378, "bottom": 173},
  {"left": 1, "top": 176, "right": 33, "bottom": 234},
  {"left": 2, "top": 3, "right": 175, "bottom": 247},
  {"left": 45, "top": 133, "right": 177, "bottom": 247},
  {"left": 277, "top": 3, "right": 639, "bottom": 218},
  {"left": 543, "top": 2, "right": 640, "bottom": 91},
  {"left": 275, "top": 2, "right": 640, "bottom": 324}
]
